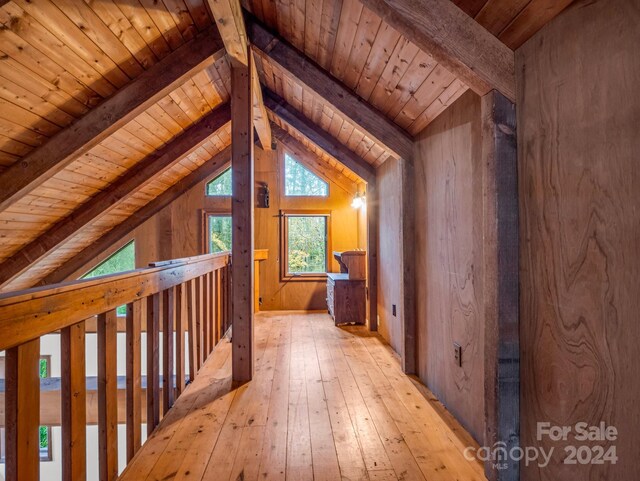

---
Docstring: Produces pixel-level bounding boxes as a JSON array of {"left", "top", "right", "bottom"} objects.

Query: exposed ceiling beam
[
  {"left": 271, "top": 124, "right": 359, "bottom": 194},
  {"left": 206, "top": 0, "right": 272, "bottom": 150},
  {"left": 39, "top": 148, "right": 232, "bottom": 287},
  {"left": 247, "top": 16, "right": 413, "bottom": 161},
  {"left": 250, "top": 54, "right": 273, "bottom": 150},
  {"left": 358, "top": 0, "right": 515, "bottom": 101},
  {"left": 264, "top": 89, "right": 375, "bottom": 183},
  {"left": 0, "top": 27, "right": 226, "bottom": 213},
  {"left": 0, "top": 105, "right": 231, "bottom": 288}
]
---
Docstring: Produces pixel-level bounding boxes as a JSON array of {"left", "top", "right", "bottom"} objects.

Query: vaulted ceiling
[{"left": 0, "top": 0, "right": 573, "bottom": 292}]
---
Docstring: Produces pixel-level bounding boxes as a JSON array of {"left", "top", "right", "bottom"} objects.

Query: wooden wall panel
[
  {"left": 376, "top": 157, "right": 403, "bottom": 355},
  {"left": 413, "top": 90, "right": 485, "bottom": 442},
  {"left": 63, "top": 144, "right": 363, "bottom": 312},
  {"left": 254, "top": 144, "right": 362, "bottom": 311},
  {"left": 517, "top": 1, "right": 640, "bottom": 480}
]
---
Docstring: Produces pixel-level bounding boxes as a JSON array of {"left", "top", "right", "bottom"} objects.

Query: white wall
[{"left": 0, "top": 326, "right": 187, "bottom": 480}]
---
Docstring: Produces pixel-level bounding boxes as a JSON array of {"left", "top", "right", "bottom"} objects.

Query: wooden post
[
  {"left": 126, "top": 300, "right": 142, "bottom": 462},
  {"left": 482, "top": 90, "right": 519, "bottom": 481},
  {"left": 61, "top": 322, "right": 87, "bottom": 481},
  {"left": 195, "top": 276, "right": 203, "bottom": 370},
  {"left": 98, "top": 310, "right": 118, "bottom": 481},
  {"left": 400, "top": 157, "right": 417, "bottom": 374},
  {"left": 202, "top": 274, "right": 210, "bottom": 357},
  {"left": 231, "top": 57, "right": 255, "bottom": 383},
  {"left": 175, "top": 283, "right": 186, "bottom": 395},
  {"left": 215, "top": 269, "right": 222, "bottom": 343},
  {"left": 5, "top": 338, "right": 40, "bottom": 481},
  {"left": 366, "top": 180, "right": 379, "bottom": 331},
  {"left": 146, "top": 293, "right": 161, "bottom": 435},
  {"left": 208, "top": 272, "right": 215, "bottom": 350},
  {"left": 186, "top": 279, "right": 197, "bottom": 382},
  {"left": 162, "top": 287, "right": 175, "bottom": 413}
]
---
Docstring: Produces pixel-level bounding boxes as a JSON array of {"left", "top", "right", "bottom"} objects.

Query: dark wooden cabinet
[{"left": 327, "top": 273, "right": 366, "bottom": 325}]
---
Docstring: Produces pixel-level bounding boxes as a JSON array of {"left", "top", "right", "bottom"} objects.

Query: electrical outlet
[
  {"left": 453, "top": 342, "right": 462, "bottom": 367},
  {"left": 392, "top": 304, "right": 397, "bottom": 317}
]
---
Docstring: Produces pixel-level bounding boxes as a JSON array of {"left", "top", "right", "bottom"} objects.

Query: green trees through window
[
  {"left": 286, "top": 215, "right": 327, "bottom": 274},
  {"left": 82, "top": 241, "right": 135, "bottom": 315},
  {"left": 208, "top": 215, "right": 232, "bottom": 253},
  {"left": 82, "top": 241, "right": 135, "bottom": 279},
  {"left": 206, "top": 168, "right": 232, "bottom": 196},
  {"left": 38, "top": 357, "right": 51, "bottom": 460},
  {"left": 285, "top": 154, "right": 328, "bottom": 196}
]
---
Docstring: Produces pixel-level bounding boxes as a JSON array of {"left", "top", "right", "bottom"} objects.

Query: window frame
[
  {"left": 202, "top": 210, "right": 232, "bottom": 254},
  {"left": 282, "top": 152, "right": 330, "bottom": 198},
  {"left": 280, "top": 209, "right": 331, "bottom": 282}
]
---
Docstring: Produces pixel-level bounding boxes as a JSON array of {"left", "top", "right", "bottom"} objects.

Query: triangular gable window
[
  {"left": 285, "top": 154, "right": 329, "bottom": 196},
  {"left": 206, "top": 168, "right": 232, "bottom": 196},
  {"left": 82, "top": 241, "right": 135, "bottom": 315},
  {"left": 82, "top": 241, "right": 135, "bottom": 279}
]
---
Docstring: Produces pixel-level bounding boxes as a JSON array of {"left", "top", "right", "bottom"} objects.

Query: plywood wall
[
  {"left": 413, "top": 90, "right": 485, "bottom": 443},
  {"left": 517, "top": 0, "right": 640, "bottom": 479},
  {"left": 376, "top": 157, "right": 403, "bottom": 356},
  {"left": 68, "top": 145, "right": 362, "bottom": 312}
]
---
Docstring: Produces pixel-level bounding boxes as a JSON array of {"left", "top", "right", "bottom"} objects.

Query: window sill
[{"left": 282, "top": 273, "right": 328, "bottom": 282}]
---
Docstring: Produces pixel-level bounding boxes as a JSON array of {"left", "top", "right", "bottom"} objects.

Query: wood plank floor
[{"left": 119, "top": 312, "right": 487, "bottom": 481}]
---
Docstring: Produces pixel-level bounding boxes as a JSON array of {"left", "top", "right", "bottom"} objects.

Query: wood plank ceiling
[
  {"left": 243, "top": 0, "right": 573, "bottom": 136},
  {"left": 0, "top": 0, "right": 233, "bottom": 291},
  {"left": 0, "top": 0, "right": 573, "bottom": 291}
]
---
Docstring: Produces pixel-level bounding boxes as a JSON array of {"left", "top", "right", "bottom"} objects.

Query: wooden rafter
[
  {"left": 0, "top": 105, "right": 231, "bottom": 288},
  {"left": 0, "top": 27, "right": 226, "bottom": 213},
  {"left": 271, "top": 124, "right": 359, "bottom": 194},
  {"left": 247, "top": 16, "right": 413, "bottom": 161},
  {"left": 264, "top": 89, "right": 375, "bottom": 183},
  {"left": 358, "top": 0, "right": 515, "bottom": 101},
  {"left": 206, "top": 0, "right": 272, "bottom": 150},
  {"left": 39, "top": 149, "right": 232, "bottom": 287}
]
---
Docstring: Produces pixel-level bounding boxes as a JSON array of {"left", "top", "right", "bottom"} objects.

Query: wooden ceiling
[
  {"left": 243, "top": 0, "right": 573, "bottom": 135},
  {"left": 0, "top": 0, "right": 573, "bottom": 291},
  {"left": 245, "top": 0, "right": 469, "bottom": 137},
  {"left": 452, "top": 0, "right": 575, "bottom": 49},
  {"left": 0, "top": 0, "right": 235, "bottom": 291},
  {"left": 255, "top": 52, "right": 392, "bottom": 167}
]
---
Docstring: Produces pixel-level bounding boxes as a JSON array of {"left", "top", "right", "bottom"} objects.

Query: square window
[
  {"left": 207, "top": 215, "right": 232, "bottom": 253},
  {"left": 281, "top": 211, "right": 330, "bottom": 280}
]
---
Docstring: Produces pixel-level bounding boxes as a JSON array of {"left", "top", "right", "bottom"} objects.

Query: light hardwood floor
[{"left": 119, "top": 312, "right": 487, "bottom": 481}]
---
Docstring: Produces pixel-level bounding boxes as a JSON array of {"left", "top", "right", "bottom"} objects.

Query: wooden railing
[{"left": 0, "top": 252, "right": 231, "bottom": 481}]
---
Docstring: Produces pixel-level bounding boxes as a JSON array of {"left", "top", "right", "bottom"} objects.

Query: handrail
[
  {"left": 0, "top": 251, "right": 229, "bottom": 351},
  {"left": 0, "top": 251, "right": 232, "bottom": 481}
]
